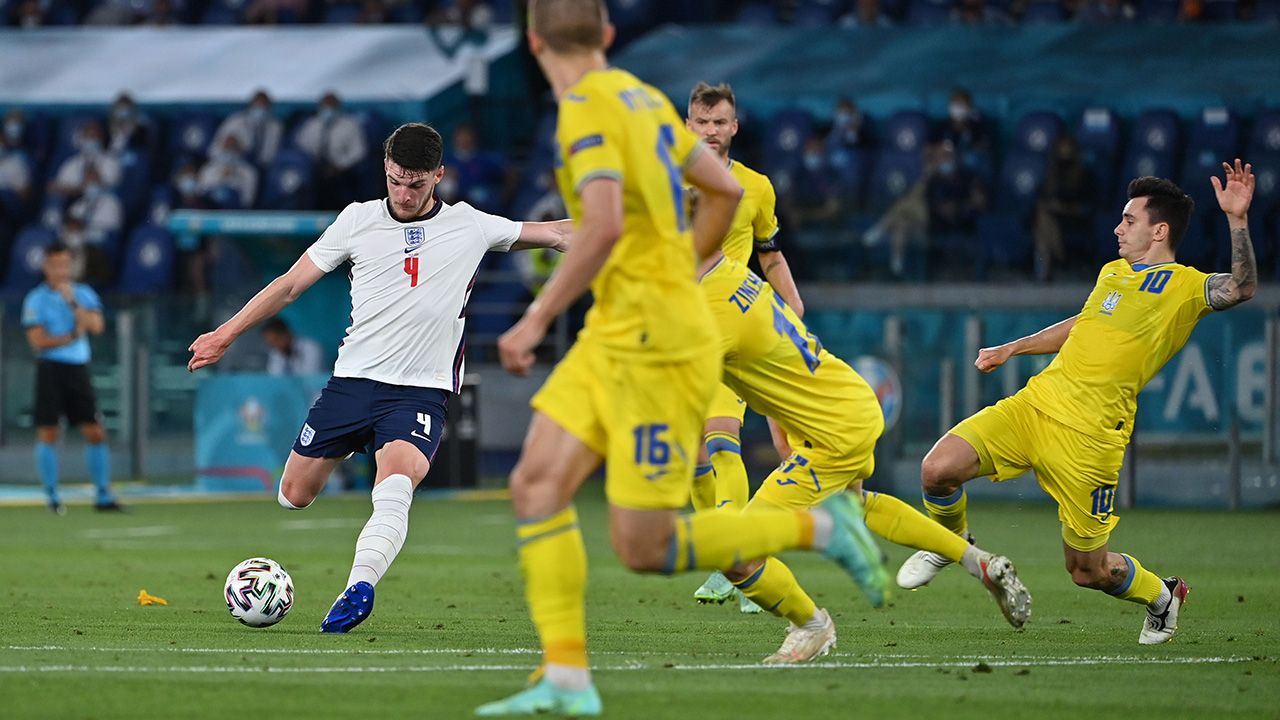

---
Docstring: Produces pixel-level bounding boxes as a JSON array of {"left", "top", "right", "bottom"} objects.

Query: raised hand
[
  {"left": 975, "top": 345, "right": 1014, "bottom": 373},
  {"left": 1210, "top": 158, "right": 1254, "bottom": 220}
]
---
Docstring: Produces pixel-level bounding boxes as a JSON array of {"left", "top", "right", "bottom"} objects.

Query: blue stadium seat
[
  {"left": 1074, "top": 107, "right": 1121, "bottom": 203},
  {"left": 258, "top": 149, "right": 315, "bottom": 210},
  {"left": 1248, "top": 161, "right": 1280, "bottom": 216},
  {"left": 994, "top": 151, "right": 1047, "bottom": 218},
  {"left": 1022, "top": 0, "right": 1066, "bottom": 22},
  {"left": 1, "top": 224, "right": 56, "bottom": 298},
  {"left": 201, "top": 0, "right": 250, "bottom": 24},
  {"left": 1120, "top": 109, "right": 1180, "bottom": 197},
  {"left": 765, "top": 109, "right": 815, "bottom": 172},
  {"left": 794, "top": 0, "right": 843, "bottom": 25},
  {"left": 323, "top": 3, "right": 361, "bottom": 23},
  {"left": 1013, "top": 110, "right": 1063, "bottom": 154},
  {"left": 117, "top": 150, "right": 152, "bottom": 224},
  {"left": 905, "top": 0, "right": 954, "bottom": 25},
  {"left": 169, "top": 111, "right": 221, "bottom": 160},
  {"left": 867, "top": 151, "right": 923, "bottom": 209},
  {"left": 735, "top": 1, "right": 778, "bottom": 24},
  {"left": 881, "top": 110, "right": 930, "bottom": 154},
  {"left": 1181, "top": 107, "right": 1239, "bottom": 212},
  {"left": 608, "top": 0, "right": 654, "bottom": 33},
  {"left": 116, "top": 224, "right": 176, "bottom": 295},
  {"left": 829, "top": 147, "right": 869, "bottom": 208},
  {"left": 1177, "top": 210, "right": 1218, "bottom": 272},
  {"left": 978, "top": 212, "right": 1031, "bottom": 273},
  {"left": 1256, "top": 0, "right": 1280, "bottom": 20},
  {"left": 1246, "top": 108, "right": 1280, "bottom": 157}
]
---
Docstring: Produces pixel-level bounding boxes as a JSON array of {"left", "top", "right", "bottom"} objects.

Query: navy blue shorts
[{"left": 292, "top": 377, "right": 449, "bottom": 462}]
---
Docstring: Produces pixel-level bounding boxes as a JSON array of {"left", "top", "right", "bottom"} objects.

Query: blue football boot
[{"left": 320, "top": 581, "right": 375, "bottom": 633}]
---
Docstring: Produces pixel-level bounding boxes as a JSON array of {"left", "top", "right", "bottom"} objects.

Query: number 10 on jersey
[{"left": 404, "top": 257, "right": 420, "bottom": 287}]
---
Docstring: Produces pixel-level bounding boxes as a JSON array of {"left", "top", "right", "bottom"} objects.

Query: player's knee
[
  {"left": 723, "top": 560, "right": 759, "bottom": 585},
  {"left": 920, "top": 453, "right": 962, "bottom": 495},
  {"left": 278, "top": 482, "right": 314, "bottom": 510},
  {"left": 611, "top": 529, "right": 670, "bottom": 573},
  {"left": 1065, "top": 559, "right": 1108, "bottom": 589},
  {"left": 81, "top": 424, "right": 106, "bottom": 445}
]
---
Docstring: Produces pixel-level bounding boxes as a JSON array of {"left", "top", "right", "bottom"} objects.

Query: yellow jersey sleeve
[
  {"left": 556, "top": 93, "right": 623, "bottom": 195},
  {"left": 752, "top": 176, "right": 780, "bottom": 251}
]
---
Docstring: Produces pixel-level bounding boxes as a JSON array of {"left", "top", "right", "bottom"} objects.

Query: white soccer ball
[{"left": 224, "top": 557, "right": 294, "bottom": 628}]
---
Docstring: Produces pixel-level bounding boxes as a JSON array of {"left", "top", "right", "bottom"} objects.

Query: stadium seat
[
  {"left": 117, "top": 150, "right": 152, "bottom": 224},
  {"left": 977, "top": 212, "right": 1031, "bottom": 274},
  {"left": 201, "top": 0, "right": 250, "bottom": 24},
  {"left": 323, "top": 3, "right": 361, "bottom": 23},
  {"left": 735, "top": 1, "right": 777, "bottom": 24},
  {"left": 881, "top": 110, "right": 930, "bottom": 154},
  {"left": 1246, "top": 108, "right": 1280, "bottom": 157},
  {"left": 1177, "top": 209, "right": 1217, "bottom": 271},
  {"left": 258, "top": 149, "right": 315, "bottom": 211},
  {"left": 1022, "top": 0, "right": 1067, "bottom": 22},
  {"left": 1013, "top": 110, "right": 1064, "bottom": 154},
  {"left": 765, "top": 109, "right": 815, "bottom": 173},
  {"left": 115, "top": 224, "right": 176, "bottom": 295},
  {"left": 994, "top": 151, "right": 1047, "bottom": 218},
  {"left": 1119, "top": 109, "right": 1181, "bottom": 199},
  {"left": 867, "top": 150, "right": 923, "bottom": 210},
  {"left": 1181, "top": 107, "right": 1239, "bottom": 213},
  {"left": 794, "top": 0, "right": 842, "bottom": 25},
  {"left": 1255, "top": 0, "right": 1280, "bottom": 20},
  {"left": 829, "top": 147, "right": 869, "bottom": 209},
  {"left": 1, "top": 224, "right": 56, "bottom": 298},
  {"left": 49, "top": 113, "right": 104, "bottom": 171},
  {"left": 168, "top": 111, "right": 221, "bottom": 160}
]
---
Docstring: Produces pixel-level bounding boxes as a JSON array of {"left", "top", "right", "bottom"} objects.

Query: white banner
[{"left": 0, "top": 26, "right": 518, "bottom": 104}]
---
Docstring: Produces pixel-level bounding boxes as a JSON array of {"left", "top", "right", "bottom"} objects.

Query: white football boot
[
  {"left": 1139, "top": 577, "right": 1189, "bottom": 645},
  {"left": 762, "top": 608, "right": 837, "bottom": 664},
  {"left": 980, "top": 555, "right": 1032, "bottom": 629},
  {"left": 897, "top": 531, "right": 972, "bottom": 589}
]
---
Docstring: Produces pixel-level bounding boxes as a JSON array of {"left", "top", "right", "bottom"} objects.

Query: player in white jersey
[{"left": 188, "top": 123, "right": 571, "bottom": 633}]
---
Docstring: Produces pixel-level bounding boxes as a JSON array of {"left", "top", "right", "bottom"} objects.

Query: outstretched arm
[
  {"left": 1205, "top": 159, "right": 1257, "bottom": 311},
  {"left": 188, "top": 253, "right": 326, "bottom": 371},
  {"left": 975, "top": 315, "right": 1078, "bottom": 373},
  {"left": 511, "top": 219, "right": 573, "bottom": 252}
]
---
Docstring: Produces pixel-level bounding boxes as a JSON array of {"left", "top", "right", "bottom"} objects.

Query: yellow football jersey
[
  {"left": 554, "top": 68, "right": 716, "bottom": 360},
  {"left": 1021, "top": 259, "right": 1214, "bottom": 444},
  {"left": 701, "top": 257, "right": 883, "bottom": 466},
  {"left": 720, "top": 160, "right": 780, "bottom": 265}
]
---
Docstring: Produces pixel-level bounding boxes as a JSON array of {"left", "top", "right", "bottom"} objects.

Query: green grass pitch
[{"left": 1, "top": 485, "right": 1277, "bottom": 719}]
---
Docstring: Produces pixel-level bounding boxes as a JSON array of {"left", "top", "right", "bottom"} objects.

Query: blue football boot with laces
[{"left": 320, "top": 581, "right": 375, "bottom": 633}]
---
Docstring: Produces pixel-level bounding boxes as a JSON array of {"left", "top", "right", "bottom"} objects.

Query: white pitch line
[
  {"left": 79, "top": 525, "right": 178, "bottom": 539},
  {"left": 279, "top": 518, "right": 366, "bottom": 531},
  {"left": 0, "top": 656, "right": 1257, "bottom": 674}
]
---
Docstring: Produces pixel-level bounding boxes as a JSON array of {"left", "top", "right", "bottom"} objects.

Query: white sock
[
  {"left": 345, "top": 474, "right": 413, "bottom": 589},
  {"left": 278, "top": 486, "right": 307, "bottom": 510},
  {"left": 959, "top": 545, "right": 991, "bottom": 579},
  {"left": 545, "top": 663, "right": 592, "bottom": 691},
  {"left": 1150, "top": 582, "right": 1173, "bottom": 613}
]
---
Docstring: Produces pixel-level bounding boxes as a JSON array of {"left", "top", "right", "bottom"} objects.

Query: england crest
[
  {"left": 404, "top": 226, "right": 425, "bottom": 251},
  {"left": 1100, "top": 291, "right": 1122, "bottom": 316},
  {"left": 299, "top": 423, "right": 315, "bottom": 447}
]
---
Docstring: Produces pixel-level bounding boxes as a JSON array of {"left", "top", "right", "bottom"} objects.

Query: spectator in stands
[
  {"left": 293, "top": 92, "right": 368, "bottom": 210},
  {"left": 841, "top": 0, "right": 894, "bottom": 26},
  {"left": 170, "top": 159, "right": 214, "bottom": 211},
  {"left": 106, "top": 93, "right": 152, "bottom": 155},
  {"left": 51, "top": 119, "right": 122, "bottom": 198},
  {"left": 441, "top": 124, "right": 506, "bottom": 212},
  {"left": 863, "top": 145, "right": 931, "bottom": 280},
  {"left": 143, "top": 0, "right": 182, "bottom": 25},
  {"left": 355, "top": 0, "right": 389, "bottom": 22},
  {"left": 212, "top": 90, "right": 283, "bottom": 169},
  {"left": 57, "top": 214, "right": 116, "bottom": 285},
  {"left": 940, "top": 87, "right": 991, "bottom": 172},
  {"left": 4, "top": 109, "right": 31, "bottom": 153},
  {"left": 65, "top": 164, "right": 123, "bottom": 247},
  {"left": 826, "top": 97, "right": 870, "bottom": 153},
  {"left": 261, "top": 316, "right": 324, "bottom": 376},
  {"left": 1076, "top": 0, "right": 1136, "bottom": 22},
  {"left": 786, "top": 135, "right": 842, "bottom": 229},
  {"left": 10, "top": 0, "right": 50, "bottom": 27},
  {"left": 927, "top": 140, "right": 987, "bottom": 276},
  {"left": 0, "top": 118, "right": 34, "bottom": 220},
  {"left": 197, "top": 135, "right": 258, "bottom": 209},
  {"left": 244, "top": 0, "right": 311, "bottom": 24},
  {"left": 1033, "top": 135, "right": 1092, "bottom": 282}
]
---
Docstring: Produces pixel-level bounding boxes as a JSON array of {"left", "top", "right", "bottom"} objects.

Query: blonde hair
[{"left": 530, "top": 0, "right": 609, "bottom": 54}]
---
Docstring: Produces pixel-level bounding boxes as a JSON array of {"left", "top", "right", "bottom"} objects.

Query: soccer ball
[{"left": 224, "top": 557, "right": 294, "bottom": 628}]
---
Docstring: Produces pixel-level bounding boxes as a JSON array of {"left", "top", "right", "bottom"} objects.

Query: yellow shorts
[
  {"left": 531, "top": 340, "right": 720, "bottom": 511},
  {"left": 706, "top": 383, "right": 747, "bottom": 425},
  {"left": 949, "top": 391, "right": 1126, "bottom": 552},
  {"left": 746, "top": 447, "right": 876, "bottom": 512}
]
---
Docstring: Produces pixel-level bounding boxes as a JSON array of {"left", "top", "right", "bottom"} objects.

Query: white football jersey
[{"left": 306, "top": 198, "right": 521, "bottom": 391}]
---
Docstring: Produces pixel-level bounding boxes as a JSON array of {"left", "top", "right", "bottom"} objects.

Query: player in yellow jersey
[
  {"left": 683, "top": 82, "right": 809, "bottom": 611},
  {"left": 477, "top": 2, "right": 886, "bottom": 715},
  {"left": 696, "top": 250, "right": 1031, "bottom": 663},
  {"left": 901, "top": 160, "right": 1258, "bottom": 645}
]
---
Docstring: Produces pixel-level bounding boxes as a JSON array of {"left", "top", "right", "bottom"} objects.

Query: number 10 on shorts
[{"left": 1091, "top": 485, "right": 1116, "bottom": 520}]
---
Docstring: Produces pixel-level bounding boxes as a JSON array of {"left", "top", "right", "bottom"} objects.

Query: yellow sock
[
  {"left": 865, "top": 491, "right": 970, "bottom": 562},
  {"left": 690, "top": 462, "right": 717, "bottom": 512},
  {"left": 1108, "top": 553, "right": 1164, "bottom": 605},
  {"left": 921, "top": 488, "right": 968, "bottom": 535},
  {"left": 734, "top": 557, "right": 818, "bottom": 626},
  {"left": 706, "top": 432, "right": 749, "bottom": 510},
  {"left": 517, "top": 506, "right": 588, "bottom": 668},
  {"left": 664, "top": 508, "right": 813, "bottom": 574}
]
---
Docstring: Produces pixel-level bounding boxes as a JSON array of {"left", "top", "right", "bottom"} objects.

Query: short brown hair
[
  {"left": 530, "top": 0, "right": 608, "bottom": 54},
  {"left": 1128, "top": 176, "right": 1195, "bottom": 251},
  {"left": 383, "top": 123, "right": 443, "bottom": 172},
  {"left": 688, "top": 82, "right": 736, "bottom": 115}
]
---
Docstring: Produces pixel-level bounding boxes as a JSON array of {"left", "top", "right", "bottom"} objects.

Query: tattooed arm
[{"left": 1205, "top": 159, "right": 1257, "bottom": 311}]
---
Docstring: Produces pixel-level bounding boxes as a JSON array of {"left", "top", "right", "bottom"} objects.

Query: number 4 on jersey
[{"left": 404, "top": 257, "right": 420, "bottom": 287}]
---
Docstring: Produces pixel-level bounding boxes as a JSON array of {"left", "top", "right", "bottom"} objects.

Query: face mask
[
  {"left": 177, "top": 175, "right": 198, "bottom": 195},
  {"left": 211, "top": 148, "right": 236, "bottom": 163},
  {"left": 803, "top": 153, "right": 823, "bottom": 171},
  {"left": 938, "top": 160, "right": 957, "bottom": 175},
  {"left": 80, "top": 137, "right": 103, "bottom": 155},
  {"left": 4, "top": 120, "right": 22, "bottom": 143},
  {"left": 834, "top": 110, "right": 855, "bottom": 127},
  {"left": 248, "top": 105, "right": 268, "bottom": 122},
  {"left": 83, "top": 182, "right": 103, "bottom": 198},
  {"left": 948, "top": 102, "right": 970, "bottom": 122},
  {"left": 317, "top": 106, "right": 336, "bottom": 122},
  {"left": 112, "top": 106, "right": 134, "bottom": 123}
]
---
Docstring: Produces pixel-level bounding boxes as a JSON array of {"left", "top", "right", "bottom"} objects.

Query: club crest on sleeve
[
  {"left": 404, "top": 227, "right": 425, "bottom": 251},
  {"left": 299, "top": 423, "right": 315, "bottom": 447},
  {"left": 1100, "top": 291, "right": 1122, "bottom": 316}
]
